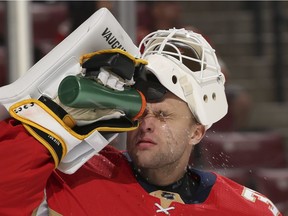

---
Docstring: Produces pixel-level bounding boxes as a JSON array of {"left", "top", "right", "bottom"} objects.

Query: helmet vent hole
[
  {"left": 172, "top": 75, "right": 177, "bottom": 84},
  {"left": 203, "top": 95, "right": 208, "bottom": 103},
  {"left": 212, "top": 93, "right": 216, "bottom": 100}
]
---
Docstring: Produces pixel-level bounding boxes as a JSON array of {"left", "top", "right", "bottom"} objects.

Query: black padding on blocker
[
  {"left": 39, "top": 95, "right": 68, "bottom": 120},
  {"left": 73, "top": 116, "right": 138, "bottom": 135},
  {"left": 28, "top": 125, "right": 63, "bottom": 162},
  {"left": 83, "top": 53, "right": 135, "bottom": 80}
]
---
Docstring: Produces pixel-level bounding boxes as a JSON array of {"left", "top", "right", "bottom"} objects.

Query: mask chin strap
[{"left": 179, "top": 75, "right": 211, "bottom": 130}]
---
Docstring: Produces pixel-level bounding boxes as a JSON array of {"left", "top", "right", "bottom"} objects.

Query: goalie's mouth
[{"left": 136, "top": 137, "right": 157, "bottom": 150}]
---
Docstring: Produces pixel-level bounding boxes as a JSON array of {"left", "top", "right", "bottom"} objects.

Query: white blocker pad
[{"left": 0, "top": 7, "right": 140, "bottom": 121}]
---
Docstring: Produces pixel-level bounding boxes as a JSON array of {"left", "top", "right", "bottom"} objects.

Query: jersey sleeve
[
  {"left": 0, "top": 118, "right": 55, "bottom": 215},
  {"left": 213, "top": 172, "right": 283, "bottom": 216}
]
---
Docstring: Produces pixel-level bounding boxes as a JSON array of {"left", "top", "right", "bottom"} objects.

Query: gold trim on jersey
[{"left": 150, "top": 190, "right": 184, "bottom": 209}]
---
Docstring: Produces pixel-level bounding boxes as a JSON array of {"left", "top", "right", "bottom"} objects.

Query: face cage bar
[{"left": 139, "top": 29, "right": 222, "bottom": 83}]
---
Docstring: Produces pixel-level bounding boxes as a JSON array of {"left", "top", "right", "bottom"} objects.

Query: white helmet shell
[{"left": 139, "top": 28, "right": 228, "bottom": 127}]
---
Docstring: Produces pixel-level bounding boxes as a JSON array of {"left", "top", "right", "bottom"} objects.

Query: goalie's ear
[{"left": 189, "top": 123, "right": 205, "bottom": 146}]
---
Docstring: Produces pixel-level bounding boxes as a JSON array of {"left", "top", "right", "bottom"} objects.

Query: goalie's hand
[
  {"left": 80, "top": 49, "right": 147, "bottom": 91},
  {"left": 8, "top": 49, "right": 147, "bottom": 174},
  {"left": 57, "top": 49, "right": 147, "bottom": 124}
]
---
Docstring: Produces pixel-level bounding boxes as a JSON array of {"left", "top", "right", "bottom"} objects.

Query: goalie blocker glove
[{"left": 9, "top": 50, "right": 147, "bottom": 174}]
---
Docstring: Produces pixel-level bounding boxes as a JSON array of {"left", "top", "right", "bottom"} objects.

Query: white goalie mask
[{"left": 139, "top": 28, "right": 228, "bottom": 128}]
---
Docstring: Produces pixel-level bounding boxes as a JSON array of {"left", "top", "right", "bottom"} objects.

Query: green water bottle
[{"left": 58, "top": 75, "right": 146, "bottom": 120}]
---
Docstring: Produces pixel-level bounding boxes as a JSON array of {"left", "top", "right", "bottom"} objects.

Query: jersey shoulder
[{"left": 211, "top": 171, "right": 282, "bottom": 216}]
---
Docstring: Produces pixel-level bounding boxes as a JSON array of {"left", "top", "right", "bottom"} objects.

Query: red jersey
[{"left": 0, "top": 118, "right": 282, "bottom": 216}]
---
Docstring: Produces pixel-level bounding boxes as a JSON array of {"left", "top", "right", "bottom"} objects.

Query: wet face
[{"left": 127, "top": 92, "right": 201, "bottom": 171}]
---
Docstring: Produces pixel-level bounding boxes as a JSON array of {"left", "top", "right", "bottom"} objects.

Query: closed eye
[
  {"left": 153, "top": 110, "right": 172, "bottom": 122},
  {"left": 139, "top": 109, "right": 173, "bottom": 123}
]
